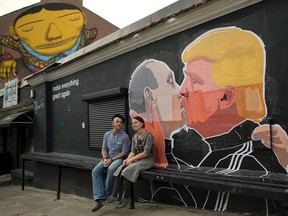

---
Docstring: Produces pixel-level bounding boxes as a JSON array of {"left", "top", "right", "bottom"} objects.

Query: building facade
[{"left": 1, "top": 0, "right": 288, "bottom": 215}]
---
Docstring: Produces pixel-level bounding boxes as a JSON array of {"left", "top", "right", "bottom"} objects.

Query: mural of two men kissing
[{"left": 128, "top": 27, "right": 288, "bottom": 213}]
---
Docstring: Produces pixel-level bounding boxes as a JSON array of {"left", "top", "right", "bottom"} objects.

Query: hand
[
  {"left": 123, "top": 159, "right": 128, "bottom": 167},
  {"left": 125, "top": 159, "right": 133, "bottom": 166},
  {"left": 103, "top": 158, "right": 112, "bottom": 167},
  {"left": 0, "top": 59, "right": 17, "bottom": 79},
  {"left": 252, "top": 124, "right": 288, "bottom": 171}
]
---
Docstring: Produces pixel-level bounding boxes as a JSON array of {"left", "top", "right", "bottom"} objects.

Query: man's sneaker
[
  {"left": 105, "top": 196, "right": 118, "bottom": 203},
  {"left": 91, "top": 199, "right": 104, "bottom": 212},
  {"left": 116, "top": 198, "right": 130, "bottom": 209}
]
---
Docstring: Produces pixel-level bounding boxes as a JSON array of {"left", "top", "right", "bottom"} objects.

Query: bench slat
[{"left": 140, "top": 169, "right": 288, "bottom": 202}]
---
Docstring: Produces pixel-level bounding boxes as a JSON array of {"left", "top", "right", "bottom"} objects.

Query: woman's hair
[{"left": 133, "top": 116, "right": 145, "bottom": 128}]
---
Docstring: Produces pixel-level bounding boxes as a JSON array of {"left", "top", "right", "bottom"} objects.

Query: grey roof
[{"left": 26, "top": 0, "right": 263, "bottom": 86}]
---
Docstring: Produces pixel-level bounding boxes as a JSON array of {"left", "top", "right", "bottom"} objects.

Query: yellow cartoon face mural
[
  {"left": 0, "top": 3, "right": 97, "bottom": 79},
  {"left": 10, "top": 8, "right": 87, "bottom": 56}
]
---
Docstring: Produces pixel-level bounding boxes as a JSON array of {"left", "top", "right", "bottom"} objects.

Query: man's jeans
[{"left": 92, "top": 159, "right": 123, "bottom": 200}]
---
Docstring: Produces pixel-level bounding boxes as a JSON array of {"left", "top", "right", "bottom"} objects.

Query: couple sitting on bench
[{"left": 91, "top": 114, "right": 154, "bottom": 212}]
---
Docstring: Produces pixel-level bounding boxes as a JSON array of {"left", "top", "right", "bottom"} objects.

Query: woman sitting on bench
[{"left": 105, "top": 116, "right": 154, "bottom": 208}]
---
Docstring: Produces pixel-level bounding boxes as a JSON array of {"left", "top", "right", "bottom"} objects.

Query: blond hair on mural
[{"left": 182, "top": 27, "right": 267, "bottom": 122}]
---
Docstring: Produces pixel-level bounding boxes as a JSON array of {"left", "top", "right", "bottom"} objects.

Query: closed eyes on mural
[{"left": 0, "top": 3, "right": 97, "bottom": 83}]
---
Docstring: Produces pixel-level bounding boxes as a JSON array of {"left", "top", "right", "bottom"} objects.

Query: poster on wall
[{"left": 3, "top": 78, "right": 18, "bottom": 108}]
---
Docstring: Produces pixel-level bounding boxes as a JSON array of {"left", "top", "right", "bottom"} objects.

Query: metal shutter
[{"left": 88, "top": 97, "right": 127, "bottom": 149}]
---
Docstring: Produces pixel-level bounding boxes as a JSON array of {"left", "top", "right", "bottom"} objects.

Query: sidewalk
[{"left": 0, "top": 184, "right": 242, "bottom": 216}]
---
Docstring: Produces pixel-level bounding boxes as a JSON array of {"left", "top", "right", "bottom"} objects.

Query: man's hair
[{"left": 112, "top": 114, "right": 125, "bottom": 123}]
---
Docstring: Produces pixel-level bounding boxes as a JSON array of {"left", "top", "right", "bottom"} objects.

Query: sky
[{"left": 0, "top": 0, "right": 178, "bottom": 28}]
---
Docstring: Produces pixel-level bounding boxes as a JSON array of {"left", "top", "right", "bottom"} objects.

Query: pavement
[{"left": 0, "top": 174, "right": 243, "bottom": 216}]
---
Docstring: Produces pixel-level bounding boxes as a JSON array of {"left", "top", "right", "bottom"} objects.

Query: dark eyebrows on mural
[
  {"left": 58, "top": 11, "right": 81, "bottom": 18},
  {"left": 17, "top": 20, "right": 44, "bottom": 28}
]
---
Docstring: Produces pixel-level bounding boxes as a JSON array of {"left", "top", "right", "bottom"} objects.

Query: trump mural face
[{"left": 179, "top": 58, "right": 225, "bottom": 126}]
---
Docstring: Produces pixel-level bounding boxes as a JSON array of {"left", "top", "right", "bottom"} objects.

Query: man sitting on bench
[{"left": 91, "top": 114, "right": 130, "bottom": 212}]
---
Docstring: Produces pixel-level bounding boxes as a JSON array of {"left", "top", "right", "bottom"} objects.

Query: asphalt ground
[{"left": 0, "top": 181, "right": 243, "bottom": 216}]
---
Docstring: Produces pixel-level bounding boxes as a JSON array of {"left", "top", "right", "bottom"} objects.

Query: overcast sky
[{"left": 0, "top": 0, "right": 178, "bottom": 28}]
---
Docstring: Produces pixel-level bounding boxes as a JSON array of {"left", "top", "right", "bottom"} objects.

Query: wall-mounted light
[
  {"left": 133, "top": 33, "right": 140, "bottom": 38},
  {"left": 30, "top": 89, "right": 35, "bottom": 99},
  {"left": 166, "top": 17, "right": 176, "bottom": 23}
]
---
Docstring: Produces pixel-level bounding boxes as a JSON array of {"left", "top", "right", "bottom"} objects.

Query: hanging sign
[{"left": 3, "top": 78, "right": 18, "bottom": 108}]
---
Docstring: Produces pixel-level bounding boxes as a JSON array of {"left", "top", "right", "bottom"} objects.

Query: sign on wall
[{"left": 3, "top": 78, "right": 18, "bottom": 108}]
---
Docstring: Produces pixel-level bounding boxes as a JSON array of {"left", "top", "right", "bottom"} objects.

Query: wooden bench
[
  {"left": 21, "top": 153, "right": 288, "bottom": 214},
  {"left": 21, "top": 152, "right": 100, "bottom": 200},
  {"left": 21, "top": 152, "right": 135, "bottom": 209},
  {"left": 132, "top": 166, "right": 288, "bottom": 215},
  {"left": 21, "top": 152, "right": 137, "bottom": 209}
]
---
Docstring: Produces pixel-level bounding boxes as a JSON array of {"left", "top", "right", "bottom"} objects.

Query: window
[
  {"left": 82, "top": 87, "right": 128, "bottom": 150},
  {"left": 88, "top": 97, "right": 127, "bottom": 149}
]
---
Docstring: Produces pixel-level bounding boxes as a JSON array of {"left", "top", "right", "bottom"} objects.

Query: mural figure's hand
[
  {"left": 252, "top": 124, "right": 288, "bottom": 172},
  {"left": 130, "top": 106, "right": 168, "bottom": 168},
  {"left": 0, "top": 59, "right": 17, "bottom": 79}
]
